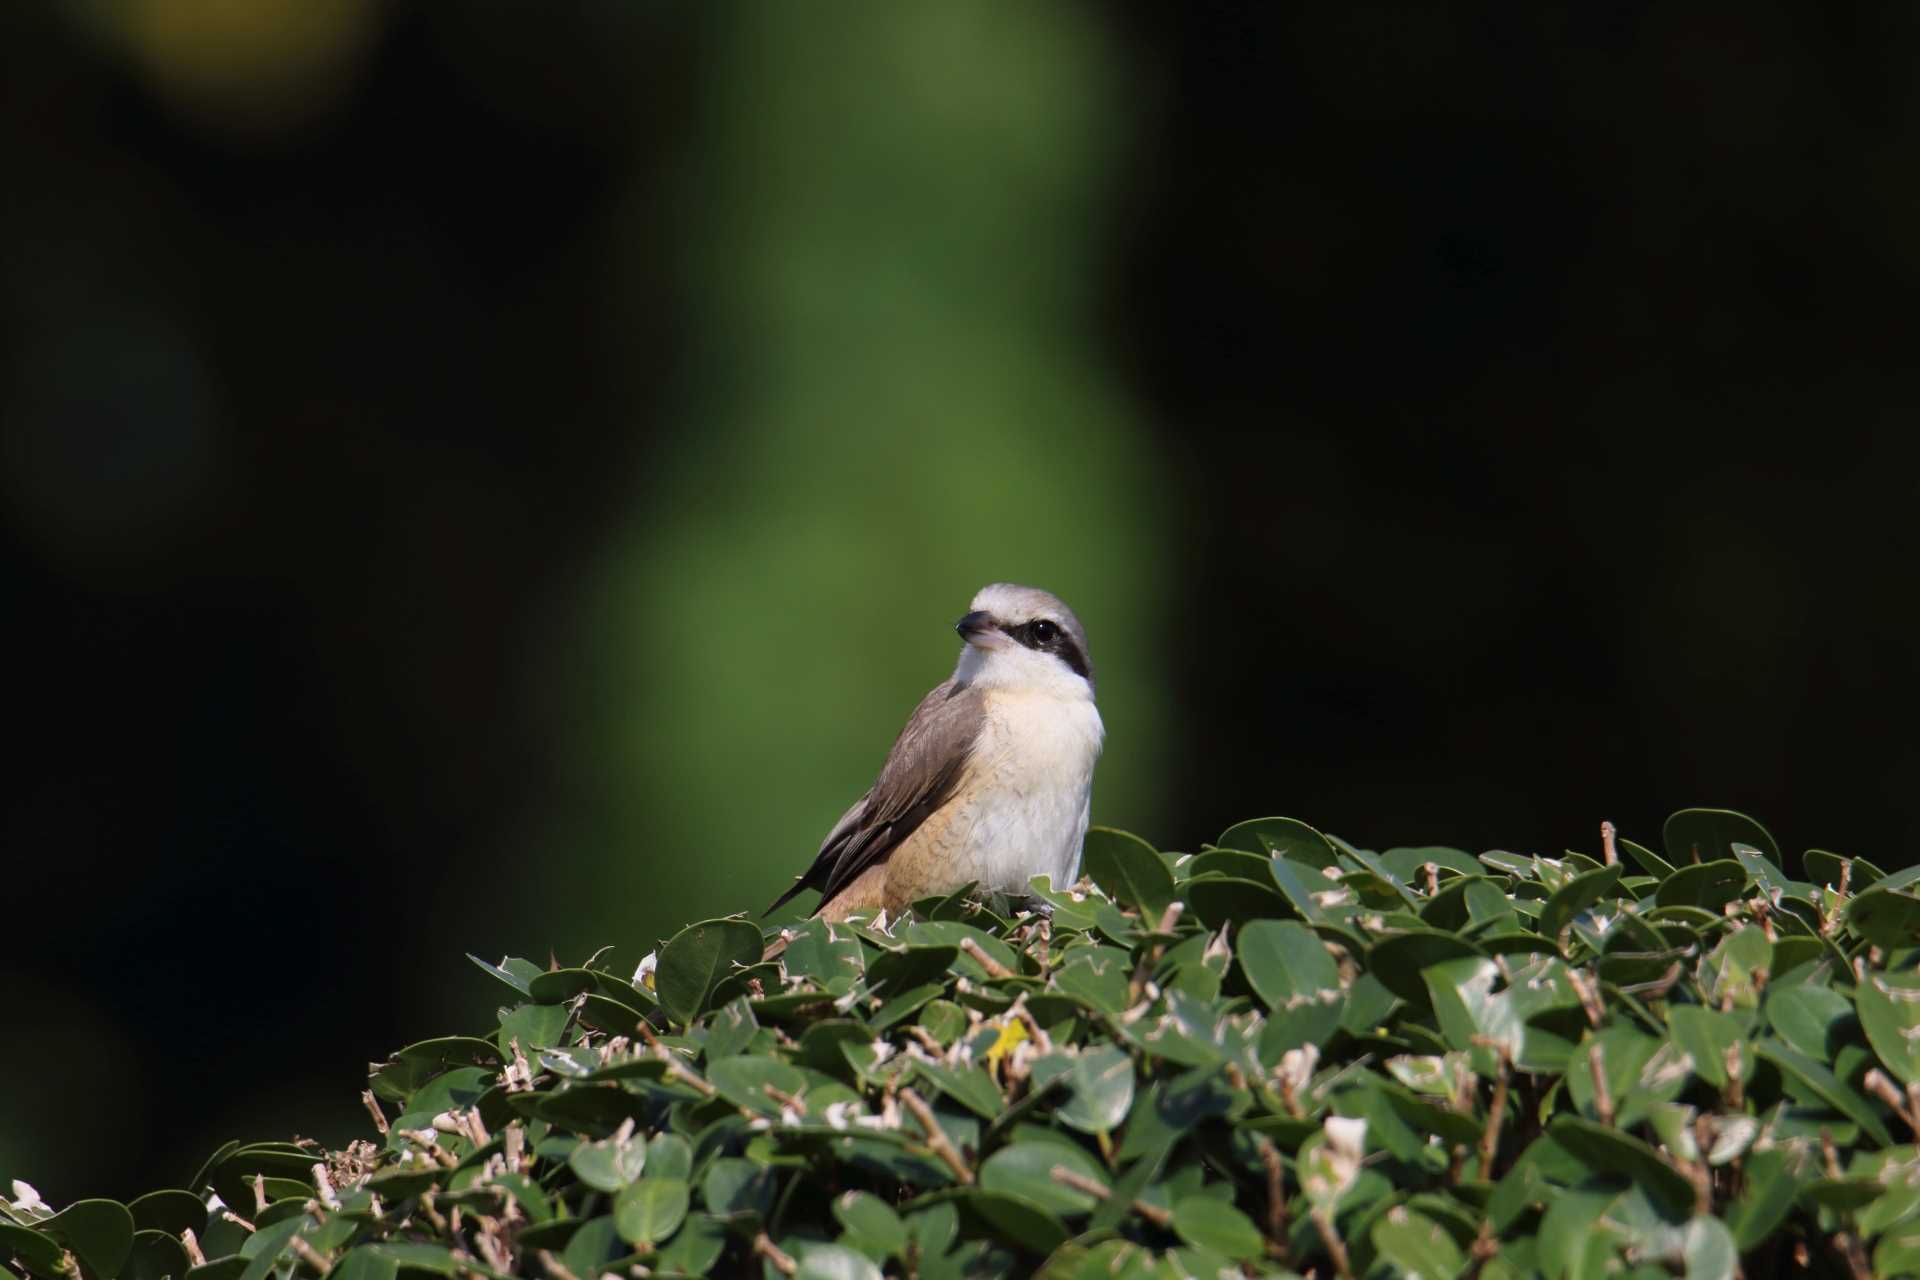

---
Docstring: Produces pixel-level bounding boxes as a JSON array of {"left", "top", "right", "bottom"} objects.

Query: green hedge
[{"left": 7, "top": 809, "right": 1920, "bottom": 1278}]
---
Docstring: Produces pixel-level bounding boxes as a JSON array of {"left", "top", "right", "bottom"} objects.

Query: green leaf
[
  {"left": 1877, "top": 1222, "right": 1920, "bottom": 1279},
  {"left": 125, "top": 1193, "right": 206, "bottom": 1240},
  {"left": 1238, "top": 919, "right": 1343, "bottom": 1052},
  {"left": 497, "top": 1003, "right": 571, "bottom": 1058},
  {"left": 1182, "top": 849, "right": 1273, "bottom": 881},
  {"left": 1663, "top": 808, "right": 1780, "bottom": 869},
  {"left": 1216, "top": 816, "right": 1339, "bottom": 869},
  {"left": 795, "top": 1242, "right": 883, "bottom": 1280},
  {"left": 466, "top": 954, "right": 541, "bottom": 996},
  {"left": 703, "top": 1159, "right": 777, "bottom": 1223},
  {"left": 1383, "top": 846, "right": 1486, "bottom": 881},
  {"left": 568, "top": 1131, "right": 647, "bottom": 1191},
  {"left": 915, "top": 1062, "right": 1005, "bottom": 1120},
  {"left": 1371, "top": 1206, "right": 1466, "bottom": 1280},
  {"left": 1849, "top": 887, "right": 1920, "bottom": 949},
  {"left": 867, "top": 945, "right": 958, "bottom": 1002},
  {"left": 612, "top": 1178, "right": 688, "bottom": 1247},
  {"left": 1269, "top": 855, "right": 1341, "bottom": 922},
  {"left": 1081, "top": 828, "right": 1174, "bottom": 918},
  {"left": 703, "top": 996, "right": 759, "bottom": 1061},
  {"left": 1682, "top": 1216, "right": 1737, "bottom": 1280},
  {"left": 964, "top": 1191, "right": 1068, "bottom": 1256},
  {"left": 1170, "top": 1196, "right": 1263, "bottom": 1261},
  {"left": 42, "top": 1201, "right": 135, "bottom": 1280},
  {"left": 0, "top": 1226, "right": 66, "bottom": 1278},
  {"left": 1617, "top": 837, "right": 1676, "bottom": 881},
  {"left": 1372, "top": 930, "right": 1485, "bottom": 1005},
  {"left": 1547, "top": 1117, "right": 1695, "bottom": 1217},
  {"left": 1538, "top": 864, "right": 1622, "bottom": 940},
  {"left": 1856, "top": 970, "right": 1920, "bottom": 1086},
  {"left": 1422, "top": 956, "right": 1508, "bottom": 1062},
  {"left": 122, "top": 1232, "right": 189, "bottom": 1280},
  {"left": 831, "top": 1192, "right": 906, "bottom": 1259},
  {"left": 234, "top": 1218, "right": 304, "bottom": 1280},
  {"left": 556, "top": 1220, "right": 620, "bottom": 1279},
  {"left": 1055, "top": 1045, "right": 1135, "bottom": 1134},
  {"left": 980, "top": 1141, "right": 1106, "bottom": 1216},
  {"left": 643, "top": 1133, "right": 691, "bottom": 1181},
  {"left": 1799, "top": 1176, "right": 1882, "bottom": 1210},
  {"left": 1755, "top": 1039, "right": 1893, "bottom": 1147},
  {"left": 1238, "top": 919, "right": 1340, "bottom": 1010},
  {"left": 1765, "top": 983, "right": 1851, "bottom": 1063},
  {"left": 918, "top": 999, "right": 970, "bottom": 1045},
  {"left": 330, "top": 1248, "right": 399, "bottom": 1280},
  {"left": 899, "top": 922, "right": 1019, "bottom": 981},
  {"left": 653, "top": 1214, "right": 725, "bottom": 1276},
  {"left": 1804, "top": 849, "right": 1881, "bottom": 892},
  {"left": 527, "top": 967, "right": 602, "bottom": 1004},
  {"left": 1184, "top": 875, "right": 1289, "bottom": 931},
  {"left": 1050, "top": 948, "right": 1130, "bottom": 1013},
  {"left": 707, "top": 1055, "right": 810, "bottom": 1116},
  {"left": 1667, "top": 1005, "right": 1748, "bottom": 1088},
  {"left": 1701, "top": 925, "right": 1771, "bottom": 1009},
  {"left": 1654, "top": 860, "right": 1751, "bottom": 912},
  {"left": 655, "top": 918, "right": 763, "bottom": 1026}
]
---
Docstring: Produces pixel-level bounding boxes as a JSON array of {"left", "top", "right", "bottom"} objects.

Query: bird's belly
[
  {"left": 954, "top": 692, "right": 1103, "bottom": 896},
  {"left": 959, "top": 783, "right": 1091, "bottom": 894}
]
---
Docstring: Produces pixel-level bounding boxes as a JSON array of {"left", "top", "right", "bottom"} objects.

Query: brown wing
[{"left": 763, "top": 678, "right": 984, "bottom": 917}]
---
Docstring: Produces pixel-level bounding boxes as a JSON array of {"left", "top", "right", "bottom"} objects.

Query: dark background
[{"left": 5, "top": 1, "right": 1915, "bottom": 1200}]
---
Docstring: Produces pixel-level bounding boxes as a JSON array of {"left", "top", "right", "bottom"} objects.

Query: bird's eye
[{"left": 1029, "top": 619, "right": 1059, "bottom": 644}]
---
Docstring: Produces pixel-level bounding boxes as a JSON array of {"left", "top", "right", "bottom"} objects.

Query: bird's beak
[{"left": 956, "top": 610, "right": 1010, "bottom": 650}]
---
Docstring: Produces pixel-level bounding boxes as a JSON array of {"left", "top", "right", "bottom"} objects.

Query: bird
[{"left": 764, "top": 583, "right": 1104, "bottom": 925}]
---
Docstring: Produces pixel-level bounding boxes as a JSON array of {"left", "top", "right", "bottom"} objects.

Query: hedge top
[{"left": 7, "top": 808, "right": 1920, "bottom": 1279}]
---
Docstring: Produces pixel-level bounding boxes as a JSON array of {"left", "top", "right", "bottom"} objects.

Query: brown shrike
[{"left": 765, "top": 583, "right": 1104, "bottom": 923}]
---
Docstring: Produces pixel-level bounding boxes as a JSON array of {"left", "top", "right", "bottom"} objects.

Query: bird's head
[{"left": 952, "top": 583, "right": 1094, "bottom": 698}]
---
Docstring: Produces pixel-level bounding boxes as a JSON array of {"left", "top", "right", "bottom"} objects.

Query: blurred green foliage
[{"left": 525, "top": 2, "right": 1169, "bottom": 959}]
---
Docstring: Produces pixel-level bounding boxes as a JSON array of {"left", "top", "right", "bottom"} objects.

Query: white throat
[{"left": 953, "top": 642, "right": 1094, "bottom": 701}]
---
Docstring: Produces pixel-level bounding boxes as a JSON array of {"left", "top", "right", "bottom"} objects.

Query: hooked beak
[{"left": 956, "top": 610, "right": 1010, "bottom": 650}]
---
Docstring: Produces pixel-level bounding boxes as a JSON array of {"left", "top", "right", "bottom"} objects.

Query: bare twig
[
  {"left": 179, "top": 1230, "right": 207, "bottom": 1268},
  {"left": 634, "top": 1019, "right": 718, "bottom": 1097},
  {"left": 753, "top": 1233, "right": 798, "bottom": 1277},
  {"left": 1310, "top": 1207, "right": 1356, "bottom": 1280},
  {"left": 1128, "top": 902, "right": 1186, "bottom": 1002},
  {"left": 288, "top": 1236, "right": 333, "bottom": 1276},
  {"left": 1463, "top": 1222, "right": 1499, "bottom": 1280},
  {"left": 901, "top": 1088, "right": 973, "bottom": 1184},
  {"left": 1050, "top": 1165, "right": 1173, "bottom": 1230},
  {"left": 1566, "top": 968, "right": 1605, "bottom": 1028},
  {"left": 537, "top": 1251, "right": 582, "bottom": 1280},
  {"left": 1588, "top": 1043, "right": 1615, "bottom": 1126},
  {"left": 1256, "top": 1136, "right": 1291, "bottom": 1257},
  {"left": 1600, "top": 820, "right": 1618, "bottom": 867},
  {"left": 1479, "top": 1048, "right": 1511, "bottom": 1177},
  {"left": 1622, "top": 962, "right": 1683, "bottom": 1000},
  {"left": 959, "top": 937, "right": 1014, "bottom": 980},
  {"left": 361, "top": 1090, "right": 390, "bottom": 1135},
  {"left": 1864, "top": 1069, "right": 1919, "bottom": 1137}
]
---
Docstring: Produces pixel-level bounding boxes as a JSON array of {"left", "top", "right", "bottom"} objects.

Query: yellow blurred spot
[
  {"left": 982, "top": 1018, "right": 1028, "bottom": 1073},
  {"left": 118, "top": 0, "right": 381, "bottom": 130}
]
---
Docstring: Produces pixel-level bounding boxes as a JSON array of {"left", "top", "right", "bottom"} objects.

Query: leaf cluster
[{"left": 8, "top": 809, "right": 1920, "bottom": 1278}]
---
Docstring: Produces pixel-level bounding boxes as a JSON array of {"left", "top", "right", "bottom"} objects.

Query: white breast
[{"left": 958, "top": 688, "right": 1105, "bottom": 895}]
